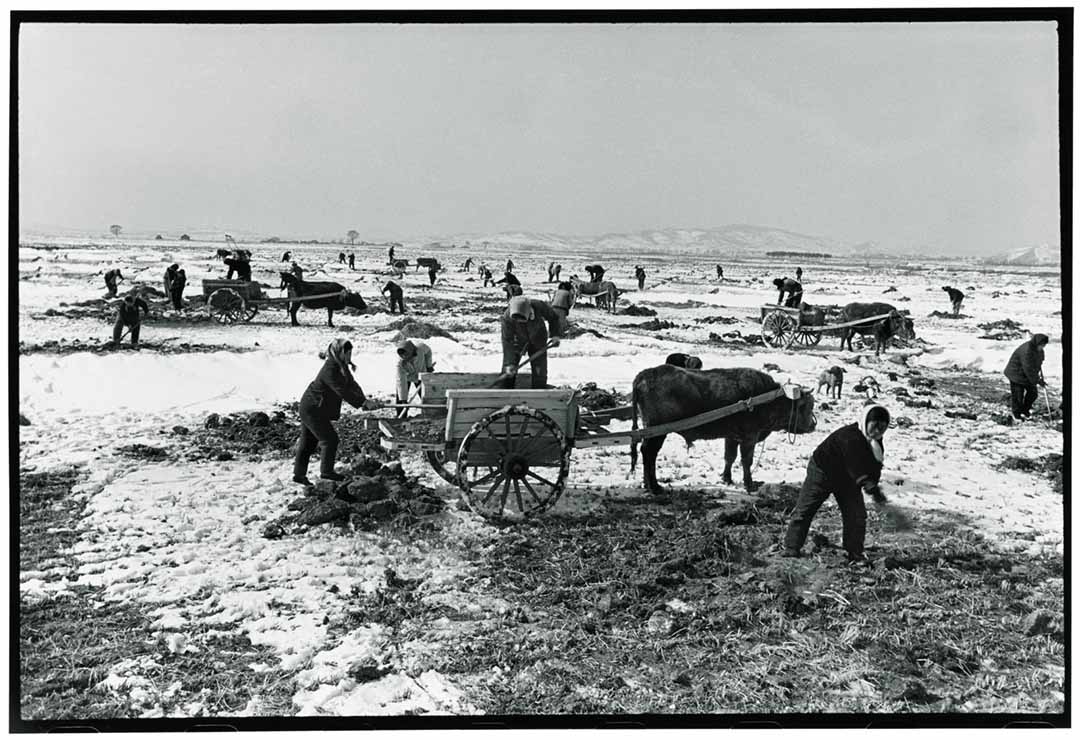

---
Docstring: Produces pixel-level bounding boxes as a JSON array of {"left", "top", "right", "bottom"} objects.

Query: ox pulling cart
[
  {"left": 759, "top": 304, "right": 901, "bottom": 351},
  {"left": 201, "top": 279, "right": 358, "bottom": 324},
  {"left": 373, "top": 372, "right": 807, "bottom": 521}
]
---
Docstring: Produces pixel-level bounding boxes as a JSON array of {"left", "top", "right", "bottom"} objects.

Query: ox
[
  {"left": 630, "top": 366, "right": 816, "bottom": 493},
  {"left": 838, "top": 302, "right": 914, "bottom": 355},
  {"left": 279, "top": 272, "right": 367, "bottom": 328},
  {"left": 569, "top": 276, "right": 619, "bottom": 314}
]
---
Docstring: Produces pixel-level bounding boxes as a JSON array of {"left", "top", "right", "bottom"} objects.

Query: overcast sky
[{"left": 18, "top": 21, "right": 1060, "bottom": 254}]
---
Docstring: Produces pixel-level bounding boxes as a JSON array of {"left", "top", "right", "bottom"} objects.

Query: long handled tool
[
  {"left": 488, "top": 339, "right": 558, "bottom": 389},
  {"left": 1043, "top": 385, "right": 1053, "bottom": 418}
]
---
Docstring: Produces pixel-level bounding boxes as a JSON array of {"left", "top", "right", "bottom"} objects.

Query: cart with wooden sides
[
  {"left": 201, "top": 279, "right": 357, "bottom": 324},
  {"left": 759, "top": 304, "right": 898, "bottom": 351},
  {"left": 375, "top": 372, "right": 807, "bottom": 521}
]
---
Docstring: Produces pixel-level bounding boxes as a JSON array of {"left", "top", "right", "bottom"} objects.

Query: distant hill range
[
  {"left": 439, "top": 225, "right": 843, "bottom": 258},
  {"left": 982, "top": 244, "right": 1061, "bottom": 266}
]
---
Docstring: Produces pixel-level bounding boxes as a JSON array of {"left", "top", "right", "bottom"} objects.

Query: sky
[{"left": 18, "top": 20, "right": 1061, "bottom": 254}]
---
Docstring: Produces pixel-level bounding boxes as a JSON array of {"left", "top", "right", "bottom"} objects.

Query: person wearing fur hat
[
  {"left": 499, "top": 295, "right": 563, "bottom": 389},
  {"left": 783, "top": 405, "right": 892, "bottom": 565},
  {"left": 1004, "top": 333, "right": 1049, "bottom": 419},
  {"left": 394, "top": 339, "right": 435, "bottom": 418},
  {"left": 293, "top": 339, "right": 368, "bottom": 486}
]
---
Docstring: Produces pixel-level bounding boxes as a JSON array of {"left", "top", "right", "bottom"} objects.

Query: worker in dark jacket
[
  {"left": 291, "top": 262, "right": 304, "bottom": 281},
  {"left": 495, "top": 271, "right": 521, "bottom": 288},
  {"left": 783, "top": 405, "right": 892, "bottom": 564},
  {"left": 112, "top": 291, "right": 150, "bottom": 348},
  {"left": 716, "top": 265, "right": 724, "bottom": 280},
  {"left": 480, "top": 265, "right": 494, "bottom": 287},
  {"left": 104, "top": 268, "right": 123, "bottom": 297},
  {"left": 547, "top": 261, "right": 556, "bottom": 282},
  {"left": 773, "top": 277, "right": 803, "bottom": 308},
  {"left": 635, "top": 265, "right": 647, "bottom": 290},
  {"left": 550, "top": 281, "right": 574, "bottom": 335},
  {"left": 506, "top": 258, "right": 515, "bottom": 273},
  {"left": 339, "top": 252, "right": 347, "bottom": 264},
  {"left": 428, "top": 263, "right": 438, "bottom": 287},
  {"left": 942, "top": 286, "right": 965, "bottom": 316},
  {"left": 795, "top": 266, "right": 803, "bottom": 282},
  {"left": 293, "top": 339, "right": 368, "bottom": 485},
  {"left": 224, "top": 254, "right": 252, "bottom": 281},
  {"left": 500, "top": 296, "right": 563, "bottom": 389},
  {"left": 388, "top": 245, "right": 396, "bottom": 265},
  {"left": 586, "top": 264, "right": 606, "bottom": 283},
  {"left": 164, "top": 263, "right": 180, "bottom": 296},
  {"left": 348, "top": 253, "right": 356, "bottom": 270},
  {"left": 281, "top": 250, "right": 292, "bottom": 262},
  {"left": 1004, "top": 333, "right": 1049, "bottom": 419},
  {"left": 553, "top": 264, "right": 562, "bottom": 281},
  {"left": 170, "top": 269, "right": 187, "bottom": 310},
  {"left": 382, "top": 280, "right": 405, "bottom": 314}
]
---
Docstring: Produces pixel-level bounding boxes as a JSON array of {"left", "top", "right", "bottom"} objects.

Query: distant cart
[
  {"left": 759, "top": 304, "right": 896, "bottom": 351},
  {"left": 374, "top": 372, "right": 806, "bottom": 521},
  {"left": 201, "top": 279, "right": 354, "bottom": 324}
]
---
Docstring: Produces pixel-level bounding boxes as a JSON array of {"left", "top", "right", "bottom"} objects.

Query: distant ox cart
[{"left": 759, "top": 303, "right": 914, "bottom": 352}]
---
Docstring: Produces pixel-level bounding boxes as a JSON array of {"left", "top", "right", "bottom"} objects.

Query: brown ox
[
  {"left": 569, "top": 276, "right": 619, "bottom": 314},
  {"left": 630, "top": 366, "right": 816, "bottom": 493}
]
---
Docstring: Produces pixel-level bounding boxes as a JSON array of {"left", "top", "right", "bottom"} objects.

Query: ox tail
[{"left": 629, "top": 384, "right": 640, "bottom": 475}]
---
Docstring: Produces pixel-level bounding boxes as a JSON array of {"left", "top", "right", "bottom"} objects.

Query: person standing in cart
[
  {"left": 293, "top": 339, "right": 369, "bottom": 486},
  {"left": 499, "top": 295, "right": 563, "bottom": 389}
]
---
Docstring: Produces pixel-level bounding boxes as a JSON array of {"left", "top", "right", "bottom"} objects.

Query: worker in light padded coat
[
  {"left": 499, "top": 296, "right": 563, "bottom": 389},
  {"left": 1004, "top": 333, "right": 1049, "bottom": 419},
  {"left": 293, "top": 339, "right": 368, "bottom": 486},
  {"left": 550, "top": 281, "right": 574, "bottom": 336},
  {"left": 783, "top": 405, "right": 892, "bottom": 564},
  {"left": 395, "top": 339, "right": 435, "bottom": 418}
]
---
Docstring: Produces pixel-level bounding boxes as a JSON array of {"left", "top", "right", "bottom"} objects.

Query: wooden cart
[
  {"left": 376, "top": 372, "right": 806, "bottom": 521},
  {"left": 759, "top": 305, "right": 897, "bottom": 351},
  {"left": 201, "top": 279, "right": 358, "bottom": 325}
]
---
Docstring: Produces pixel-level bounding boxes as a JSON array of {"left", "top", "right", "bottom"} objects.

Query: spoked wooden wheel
[
  {"left": 792, "top": 329, "right": 822, "bottom": 347},
  {"left": 425, "top": 449, "right": 460, "bottom": 485},
  {"left": 243, "top": 304, "right": 259, "bottom": 322},
  {"left": 761, "top": 311, "right": 798, "bottom": 348},
  {"left": 207, "top": 288, "right": 246, "bottom": 324},
  {"left": 456, "top": 405, "right": 571, "bottom": 521}
]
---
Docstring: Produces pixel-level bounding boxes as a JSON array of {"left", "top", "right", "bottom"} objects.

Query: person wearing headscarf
[
  {"left": 783, "top": 405, "right": 892, "bottom": 564},
  {"left": 1004, "top": 333, "right": 1049, "bottom": 419},
  {"left": 499, "top": 295, "right": 563, "bottom": 389},
  {"left": 394, "top": 339, "right": 435, "bottom": 418},
  {"left": 293, "top": 339, "right": 368, "bottom": 485}
]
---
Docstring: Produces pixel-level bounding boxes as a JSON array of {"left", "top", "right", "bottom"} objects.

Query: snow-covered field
[{"left": 17, "top": 236, "right": 1065, "bottom": 717}]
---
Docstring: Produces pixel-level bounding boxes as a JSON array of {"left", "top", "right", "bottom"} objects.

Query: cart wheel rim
[{"left": 456, "top": 404, "right": 570, "bottom": 521}]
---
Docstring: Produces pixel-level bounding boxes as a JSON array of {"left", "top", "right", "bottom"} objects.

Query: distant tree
[
  {"left": 347, "top": 230, "right": 359, "bottom": 245},
  {"left": 109, "top": 224, "right": 122, "bottom": 237},
  {"left": 154, "top": 234, "right": 163, "bottom": 240},
  {"left": 180, "top": 234, "right": 191, "bottom": 241}
]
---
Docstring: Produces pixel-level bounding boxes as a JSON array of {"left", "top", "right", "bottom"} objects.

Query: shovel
[
  {"left": 1043, "top": 385, "right": 1053, "bottom": 418},
  {"left": 488, "top": 339, "right": 559, "bottom": 389}
]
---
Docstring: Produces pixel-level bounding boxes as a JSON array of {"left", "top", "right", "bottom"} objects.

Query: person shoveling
[{"left": 497, "top": 296, "right": 564, "bottom": 389}]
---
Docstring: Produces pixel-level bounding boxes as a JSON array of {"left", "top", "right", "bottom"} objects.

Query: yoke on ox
[
  {"left": 631, "top": 366, "right": 816, "bottom": 493},
  {"left": 569, "top": 277, "right": 619, "bottom": 314}
]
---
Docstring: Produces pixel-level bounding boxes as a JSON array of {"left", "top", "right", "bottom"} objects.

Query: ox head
[
  {"left": 343, "top": 292, "right": 367, "bottom": 312},
  {"left": 780, "top": 384, "right": 817, "bottom": 435},
  {"left": 279, "top": 271, "right": 297, "bottom": 290},
  {"left": 888, "top": 310, "right": 915, "bottom": 340}
]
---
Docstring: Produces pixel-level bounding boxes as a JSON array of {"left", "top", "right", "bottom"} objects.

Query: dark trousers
[
  {"left": 1010, "top": 382, "right": 1038, "bottom": 418},
  {"left": 784, "top": 460, "right": 867, "bottom": 559},
  {"left": 429, "top": 274, "right": 436, "bottom": 286},
  {"left": 501, "top": 337, "right": 547, "bottom": 389},
  {"left": 293, "top": 403, "right": 339, "bottom": 478},
  {"left": 389, "top": 294, "right": 405, "bottom": 313},
  {"left": 170, "top": 289, "right": 183, "bottom": 310},
  {"left": 952, "top": 299, "right": 963, "bottom": 315},
  {"left": 113, "top": 316, "right": 140, "bottom": 346},
  {"left": 784, "top": 292, "right": 803, "bottom": 308},
  {"left": 105, "top": 279, "right": 118, "bottom": 296},
  {"left": 637, "top": 276, "right": 645, "bottom": 289}
]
